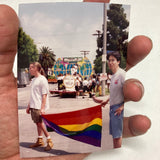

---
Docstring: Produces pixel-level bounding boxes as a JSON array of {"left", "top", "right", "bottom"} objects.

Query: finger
[
  {"left": 123, "top": 36, "right": 152, "bottom": 137},
  {"left": 123, "top": 115, "right": 151, "bottom": 138},
  {"left": 123, "top": 79, "right": 144, "bottom": 102},
  {"left": 126, "top": 35, "right": 152, "bottom": 71}
]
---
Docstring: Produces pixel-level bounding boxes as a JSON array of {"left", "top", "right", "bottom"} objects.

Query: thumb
[
  {"left": 0, "top": 5, "right": 19, "bottom": 159},
  {"left": 0, "top": 5, "right": 19, "bottom": 77}
]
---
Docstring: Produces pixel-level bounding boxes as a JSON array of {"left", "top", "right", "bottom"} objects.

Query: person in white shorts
[{"left": 26, "top": 62, "right": 53, "bottom": 151}]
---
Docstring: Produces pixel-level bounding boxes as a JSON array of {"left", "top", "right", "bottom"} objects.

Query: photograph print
[{"left": 18, "top": 1, "right": 130, "bottom": 158}]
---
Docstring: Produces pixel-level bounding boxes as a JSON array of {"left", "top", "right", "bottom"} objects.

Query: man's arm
[
  {"left": 115, "top": 104, "right": 124, "bottom": 116},
  {"left": 41, "top": 94, "right": 47, "bottom": 114},
  {"left": 26, "top": 103, "right": 30, "bottom": 114},
  {"left": 101, "top": 98, "right": 109, "bottom": 108},
  {"left": 92, "top": 95, "right": 103, "bottom": 103},
  {"left": 92, "top": 96, "right": 109, "bottom": 107}
]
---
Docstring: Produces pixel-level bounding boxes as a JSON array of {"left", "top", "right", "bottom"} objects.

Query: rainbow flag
[{"left": 41, "top": 105, "right": 102, "bottom": 147}]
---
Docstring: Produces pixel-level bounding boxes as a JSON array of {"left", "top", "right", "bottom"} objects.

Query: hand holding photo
[
  {"left": 0, "top": 3, "right": 153, "bottom": 160},
  {"left": 18, "top": 1, "right": 132, "bottom": 158}
]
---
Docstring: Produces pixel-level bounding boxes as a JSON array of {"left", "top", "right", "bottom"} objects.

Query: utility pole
[
  {"left": 80, "top": 50, "right": 90, "bottom": 58},
  {"left": 102, "top": 3, "right": 107, "bottom": 96},
  {"left": 92, "top": 30, "right": 102, "bottom": 51},
  {"left": 92, "top": 30, "right": 102, "bottom": 38}
]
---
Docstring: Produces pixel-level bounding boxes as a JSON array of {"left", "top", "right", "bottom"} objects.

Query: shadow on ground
[
  {"left": 18, "top": 106, "right": 28, "bottom": 110},
  {"left": 20, "top": 142, "right": 78, "bottom": 156}
]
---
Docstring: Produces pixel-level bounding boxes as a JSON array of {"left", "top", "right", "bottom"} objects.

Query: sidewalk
[{"left": 18, "top": 84, "right": 113, "bottom": 158}]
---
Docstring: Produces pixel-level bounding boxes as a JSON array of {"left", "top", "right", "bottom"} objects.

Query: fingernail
[
  {"left": 129, "top": 115, "right": 151, "bottom": 136},
  {"left": 133, "top": 81, "right": 144, "bottom": 96}
]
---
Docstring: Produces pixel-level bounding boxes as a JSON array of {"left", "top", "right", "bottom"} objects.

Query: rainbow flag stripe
[{"left": 41, "top": 105, "right": 102, "bottom": 147}]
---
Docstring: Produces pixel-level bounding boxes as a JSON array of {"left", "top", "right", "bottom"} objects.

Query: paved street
[{"left": 18, "top": 83, "right": 113, "bottom": 158}]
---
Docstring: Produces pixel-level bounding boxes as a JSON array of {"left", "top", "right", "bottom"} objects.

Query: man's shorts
[
  {"left": 30, "top": 108, "right": 42, "bottom": 123},
  {"left": 83, "top": 86, "right": 88, "bottom": 92},
  {"left": 109, "top": 102, "right": 124, "bottom": 139},
  {"left": 75, "top": 86, "right": 79, "bottom": 91}
]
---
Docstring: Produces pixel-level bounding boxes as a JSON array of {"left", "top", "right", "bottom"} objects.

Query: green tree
[
  {"left": 18, "top": 27, "right": 38, "bottom": 69},
  {"left": 39, "top": 46, "right": 56, "bottom": 78},
  {"left": 94, "top": 56, "right": 111, "bottom": 74},
  {"left": 94, "top": 56, "right": 102, "bottom": 74},
  {"left": 94, "top": 4, "right": 129, "bottom": 73},
  {"left": 107, "top": 4, "right": 129, "bottom": 54}
]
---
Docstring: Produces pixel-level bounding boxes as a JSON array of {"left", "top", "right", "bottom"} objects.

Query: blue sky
[{"left": 19, "top": 2, "right": 130, "bottom": 63}]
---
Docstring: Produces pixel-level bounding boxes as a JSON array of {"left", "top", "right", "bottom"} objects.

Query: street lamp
[
  {"left": 92, "top": 30, "right": 102, "bottom": 38},
  {"left": 92, "top": 30, "right": 102, "bottom": 52}
]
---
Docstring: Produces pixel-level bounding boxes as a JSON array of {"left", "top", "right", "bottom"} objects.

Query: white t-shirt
[
  {"left": 71, "top": 68, "right": 76, "bottom": 75},
  {"left": 109, "top": 68, "right": 126, "bottom": 106},
  {"left": 57, "top": 76, "right": 64, "bottom": 80},
  {"left": 30, "top": 75, "right": 49, "bottom": 111},
  {"left": 88, "top": 79, "right": 92, "bottom": 86},
  {"left": 75, "top": 79, "right": 80, "bottom": 86},
  {"left": 83, "top": 80, "right": 89, "bottom": 86}
]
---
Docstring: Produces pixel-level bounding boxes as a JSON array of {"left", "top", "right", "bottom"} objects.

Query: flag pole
[{"left": 102, "top": 2, "right": 107, "bottom": 96}]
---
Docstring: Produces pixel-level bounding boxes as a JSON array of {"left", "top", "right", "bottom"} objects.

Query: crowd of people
[{"left": 57, "top": 70, "right": 112, "bottom": 98}]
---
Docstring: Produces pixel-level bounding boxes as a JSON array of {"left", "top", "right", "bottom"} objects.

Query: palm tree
[{"left": 39, "top": 46, "right": 56, "bottom": 78}]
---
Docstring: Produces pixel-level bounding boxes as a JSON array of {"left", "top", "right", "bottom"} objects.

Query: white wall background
[{"left": 1, "top": 0, "right": 160, "bottom": 159}]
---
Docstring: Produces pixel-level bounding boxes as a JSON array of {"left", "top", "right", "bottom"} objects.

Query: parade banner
[
  {"left": 53, "top": 57, "right": 93, "bottom": 79},
  {"left": 42, "top": 105, "right": 102, "bottom": 147}
]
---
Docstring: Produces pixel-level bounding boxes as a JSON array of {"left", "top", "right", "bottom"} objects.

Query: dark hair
[
  {"left": 31, "top": 62, "right": 46, "bottom": 76},
  {"left": 92, "top": 74, "right": 96, "bottom": 78},
  {"left": 107, "top": 51, "right": 121, "bottom": 62}
]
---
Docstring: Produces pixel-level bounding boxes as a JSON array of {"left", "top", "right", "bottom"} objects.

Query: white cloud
[
  {"left": 21, "top": 12, "right": 64, "bottom": 37},
  {"left": 19, "top": 3, "right": 105, "bottom": 63}
]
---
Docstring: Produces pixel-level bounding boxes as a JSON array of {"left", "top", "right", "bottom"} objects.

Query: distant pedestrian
[
  {"left": 88, "top": 76, "right": 93, "bottom": 98},
  {"left": 57, "top": 73, "right": 64, "bottom": 90},
  {"left": 96, "top": 75, "right": 102, "bottom": 96},
  {"left": 77, "top": 73, "right": 83, "bottom": 89},
  {"left": 75, "top": 77, "right": 80, "bottom": 96},
  {"left": 26, "top": 62, "right": 53, "bottom": 151},
  {"left": 91, "top": 74, "right": 96, "bottom": 93},
  {"left": 82, "top": 77, "right": 89, "bottom": 96}
]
